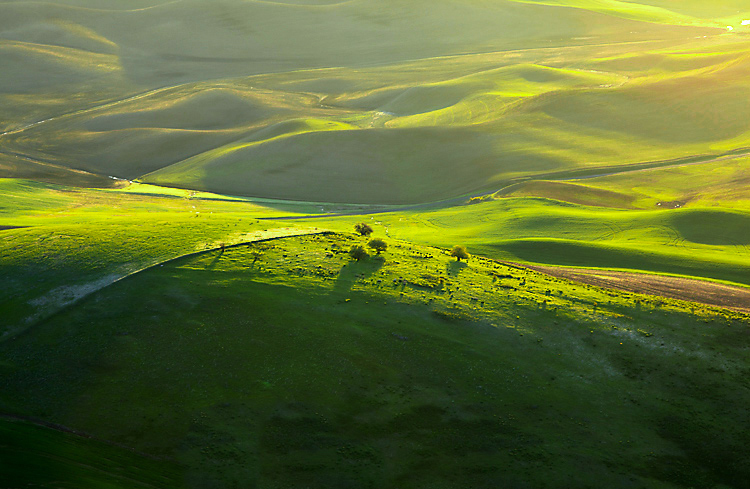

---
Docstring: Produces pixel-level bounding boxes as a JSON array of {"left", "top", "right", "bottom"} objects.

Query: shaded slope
[
  {"left": 142, "top": 125, "right": 511, "bottom": 204},
  {"left": 1, "top": 233, "right": 748, "bottom": 488},
  {"left": 0, "top": 417, "right": 182, "bottom": 489}
]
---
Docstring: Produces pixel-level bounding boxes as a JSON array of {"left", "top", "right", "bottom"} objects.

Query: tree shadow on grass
[
  {"left": 334, "top": 257, "right": 384, "bottom": 293},
  {"left": 446, "top": 260, "right": 468, "bottom": 277},
  {"left": 206, "top": 249, "right": 224, "bottom": 270}
]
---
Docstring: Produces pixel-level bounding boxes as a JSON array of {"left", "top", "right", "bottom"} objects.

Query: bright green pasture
[
  {"left": 315, "top": 197, "right": 750, "bottom": 286},
  {"left": 509, "top": 0, "right": 750, "bottom": 26},
  {"left": 1, "top": 232, "right": 748, "bottom": 488},
  {"left": 573, "top": 157, "right": 750, "bottom": 209}
]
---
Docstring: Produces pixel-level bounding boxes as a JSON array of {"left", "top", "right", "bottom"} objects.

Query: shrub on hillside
[
  {"left": 368, "top": 238, "right": 388, "bottom": 254},
  {"left": 354, "top": 222, "right": 374, "bottom": 237},
  {"left": 450, "top": 245, "right": 469, "bottom": 261},
  {"left": 349, "top": 245, "right": 369, "bottom": 261}
]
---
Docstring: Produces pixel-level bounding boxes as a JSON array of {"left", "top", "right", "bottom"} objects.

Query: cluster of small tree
[
  {"left": 349, "top": 222, "right": 389, "bottom": 261},
  {"left": 349, "top": 222, "right": 468, "bottom": 264},
  {"left": 349, "top": 245, "right": 369, "bottom": 261}
]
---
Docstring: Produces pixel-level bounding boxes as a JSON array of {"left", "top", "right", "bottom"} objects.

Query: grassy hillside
[
  {"left": 3, "top": 0, "right": 743, "bottom": 202},
  {"left": 311, "top": 193, "right": 750, "bottom": 286},
  {"left": 1, "top": 230, "right": 749, "bottom": 488},
  {"left": 3, "top": 2, "right": 750, "bottom": 487},
  {"left": 2, "top": 172, "right": 749, "bottom": 488}
]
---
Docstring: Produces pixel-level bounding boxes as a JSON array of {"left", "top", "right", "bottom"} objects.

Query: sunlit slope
[
  {"left": 1, "top": 232, "right": 748, "bottom": 488},
  {"left": 508, "top": 0, "right": 750, "bottom": 26},
  {"left": 317, "top": 196, "right": 750, "bottom": 286},
  {"left": 142, "top": 42, "right": 750, "bottom": 203},
  {"left": 503, "top": 156, "right": 750, "bottom": 209}
]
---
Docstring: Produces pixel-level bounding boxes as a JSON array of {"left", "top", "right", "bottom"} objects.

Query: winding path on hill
[{"left": 520, "top": 264, "right": 750, "bottom": 314}]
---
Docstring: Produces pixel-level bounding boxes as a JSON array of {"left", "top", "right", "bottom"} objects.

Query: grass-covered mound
[{"left": 1, "top": 232, "right": 748, "bottom": 488}]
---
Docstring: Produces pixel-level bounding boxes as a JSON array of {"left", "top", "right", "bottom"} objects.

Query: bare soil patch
[{"left": 523, "top": 264, "right": 750, "bottom": 313}]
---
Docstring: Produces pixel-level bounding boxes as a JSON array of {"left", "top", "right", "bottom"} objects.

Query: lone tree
[
  {"left": 349, "top": 245, "right": 369, "bottom": 261},
  {"left": 368, "top": 238, "right": 388, "bottom": 254},
  {"left": 450, "top": 245, "right": 470, "bottom": 261},
  {"left": 354, "top": 222, "right": 374, "bottom": 237}
]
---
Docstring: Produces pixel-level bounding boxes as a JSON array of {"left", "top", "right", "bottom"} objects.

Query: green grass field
[
  {"left": 2, "top": 226, "right": 749, "bottom": 488},
  {"left": 3, "top": 1, "right": 750, "bottom": 487},
  {"left": 1, "top": 177, "right": 749, "bottom": 488}
]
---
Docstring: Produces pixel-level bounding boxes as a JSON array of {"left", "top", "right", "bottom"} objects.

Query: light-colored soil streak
[
  {"left": 7, "top": 227, "right": 329, "bottom": 341},
  {"left": 522, "top": 265, "right": 750, "bottom": 313}
]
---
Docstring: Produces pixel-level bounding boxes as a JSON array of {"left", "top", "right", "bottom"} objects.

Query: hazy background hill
[{"left": 1, "top": 0, "right": 748, "bottom": 203}]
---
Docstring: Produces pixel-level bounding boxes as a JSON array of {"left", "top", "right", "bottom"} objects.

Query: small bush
[
  {"left": 349, "top": 245, "right": 369, "bottom": 261},
  {"left": 368, "top": 238, "right": 388, "bottom": 254},
  {"left": 354, "top": 223, "right": 374, "bottom": 237},
  {"left": 450, "top": 245, "right": 469, "bottom": 261}
]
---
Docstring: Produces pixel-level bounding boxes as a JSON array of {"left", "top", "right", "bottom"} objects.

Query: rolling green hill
[
  {"left": 5, "top": 33, "right": 750, "bottom": 202},
  {"left": 1, "top": 228, "right": 748, "bottom": 488},
  {"left": 3, "top": 2, "right": 750, "bottom": 487},
  {"left": 3, "top": 0, "right": 742, "bottom": 202}
]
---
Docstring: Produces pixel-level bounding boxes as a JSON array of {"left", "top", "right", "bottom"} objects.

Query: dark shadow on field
[
  {"left": 446, "top": 260, "right": 468, "bottom": 277},
  {"left": 669, "top": 209, "right": 750, "bottom": 246},
  {"left": 206, "top": 249, "right": 224, "bottom": 270},
  {"left": 334, "top": 257, "right": 383, "bottom": 293}
]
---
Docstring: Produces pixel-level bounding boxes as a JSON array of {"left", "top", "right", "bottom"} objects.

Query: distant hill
[{"left": 2, "top": 0, "right": 746, "bottom": 203}]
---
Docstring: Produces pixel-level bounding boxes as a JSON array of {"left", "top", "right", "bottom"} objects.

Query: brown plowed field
[{"left": 523, "top": 265, "right": 750, "bottom": 313}]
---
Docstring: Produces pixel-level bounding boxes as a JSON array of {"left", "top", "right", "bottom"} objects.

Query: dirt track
[{"left": 523, "top": 265, "right": 750, "bottom": 313}]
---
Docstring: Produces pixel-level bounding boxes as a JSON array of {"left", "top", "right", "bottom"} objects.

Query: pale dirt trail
[{"left": 7, "top": 227, "right": 330, "bottom": 340}]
